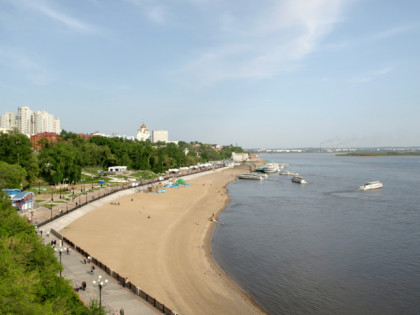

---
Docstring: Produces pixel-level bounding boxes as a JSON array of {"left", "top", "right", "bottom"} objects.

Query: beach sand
[{"left": 61, "top": 166, "right": 266, "bottom": 315}]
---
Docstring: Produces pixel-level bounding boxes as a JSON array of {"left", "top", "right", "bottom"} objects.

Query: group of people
[
  {"left": 75, "top": 281, "right": 87, "bottom": 292},
  {"left": 83, "top": 255, "right": 92, "bottom": 264},
  {"left": 115, "top": 307, "right": 125, "bottom": 315},
  {"left": 110, "top": 201, "right": 121, "bottom": 205}
]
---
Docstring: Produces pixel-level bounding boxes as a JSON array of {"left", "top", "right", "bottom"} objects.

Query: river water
[{"left": 212, "top": 153, "right": 420, "bottom": 314}]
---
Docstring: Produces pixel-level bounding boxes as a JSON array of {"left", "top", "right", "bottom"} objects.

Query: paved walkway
[{"left": 43, "top": 233, "right": 158, "bottom": 315}]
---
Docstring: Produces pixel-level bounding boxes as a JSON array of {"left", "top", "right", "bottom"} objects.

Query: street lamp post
[
  {"left": 51, "top": 185, "right": 54, "bottom": 202},
  {"left": 50, "top": 204, "right": 53, "bottom": 219},
  {"left": 38, "top": 181, "right": 40, "bottom": 195},
  {"left": 55, "top": 245, "right": 66, "bottom": 277},
  {"left": 93, "top": 275, "right": 108, "bottom": 307}
]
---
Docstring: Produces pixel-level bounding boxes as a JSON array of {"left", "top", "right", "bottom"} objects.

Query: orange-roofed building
[{"left": 30, "top": 132, "right": 61, "bottom": 150}]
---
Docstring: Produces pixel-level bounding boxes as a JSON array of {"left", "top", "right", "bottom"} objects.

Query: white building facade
[
  {"left": 0, "top": 107, "right": 61, "bottom": 136},
  {"left": 152, "top": 130, "right": 169, "bottom": 143},
  {"left": 17, "top": 106, "right": 32, "bottom": 135},
  {"left": 0, "top": 112, "right": 16, "bottom": 130}
]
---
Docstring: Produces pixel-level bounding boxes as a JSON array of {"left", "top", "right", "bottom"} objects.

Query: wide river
[{"left": 212, "top": 153, "right": 420, "bottom": 315}]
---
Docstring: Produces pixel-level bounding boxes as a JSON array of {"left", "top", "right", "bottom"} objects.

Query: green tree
[
  {"left": 0, "top": 132, "right": 35, "bottom": 183},
  {"left": 0, "top": 194, "right": 91, "bottom": 314},
  {"left": 0, "top": 161, "right": 27, "bottom": 189},
  {"left": 38, "top": 142, "right": 82, "bottom": 184}
]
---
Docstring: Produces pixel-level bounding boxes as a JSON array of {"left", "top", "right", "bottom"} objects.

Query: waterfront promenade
[
  {"left": 38, "top": 167, "right": 233, "bottom": 314},
  {"left": 42, "top": 232, "right": 158, "bottom": 314}
]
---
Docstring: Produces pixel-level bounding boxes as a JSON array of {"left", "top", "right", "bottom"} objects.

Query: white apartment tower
[
  {"left": 152, "top": 130, "right": 169, "bottom": 143},
  {"left": 18, "top": 106, "right": 33, "bottom": 135},
  {"left": 1, "top": 106, "right": 61, "bottom": 136},
  {"left": 32, "top": 111, "right": 60, "bottom": 134},
  {"left": 0, "top": 112, "right": 16, "bottom": 130}
]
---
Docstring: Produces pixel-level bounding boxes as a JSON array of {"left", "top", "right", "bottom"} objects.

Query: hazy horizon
[{"left": 1, "top": 0, "right": 419, "bottom": 148}]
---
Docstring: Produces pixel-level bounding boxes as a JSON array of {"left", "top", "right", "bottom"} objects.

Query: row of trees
[{"left": 0, "top": 130, "right": 245, "bottom": 187}]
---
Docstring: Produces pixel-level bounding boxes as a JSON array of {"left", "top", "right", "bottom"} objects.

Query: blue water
[{"left": 212, "top": 153, "right": 420, "bottom": 314}]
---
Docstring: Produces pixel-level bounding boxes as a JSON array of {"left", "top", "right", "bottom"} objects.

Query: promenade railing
[
  {"left": 41, "top": 165, "right": 225, "bottom": 314},
  {"left": 50, "top": 228, "right": 175, "bottom": 315}
]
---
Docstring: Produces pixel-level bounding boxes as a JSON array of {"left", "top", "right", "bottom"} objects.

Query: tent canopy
[{"left": 176, "top": 178, "right": 186, "bottom": 186}]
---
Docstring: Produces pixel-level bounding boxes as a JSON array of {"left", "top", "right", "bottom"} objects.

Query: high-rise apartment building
[
  {"left": 0, "top": 112, "right": 16, "bottom": 129},
  {"left": 18, "top": 106, "right": 32, "bottom": 135},
  {"left": 0, "top": 106, "right": 61, "bottom": 136}
]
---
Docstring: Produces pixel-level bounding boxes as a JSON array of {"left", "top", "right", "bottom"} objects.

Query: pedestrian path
[
  {"left": 43, "top": 233, "right": 158, "bottom": 314},
  {"left": 40, "top": 188, "right": 140, "bottom": 231}
]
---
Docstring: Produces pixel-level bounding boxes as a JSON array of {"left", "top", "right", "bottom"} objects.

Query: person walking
[{"left": 120, "top": 307, "right": 124, "bottom": 315}]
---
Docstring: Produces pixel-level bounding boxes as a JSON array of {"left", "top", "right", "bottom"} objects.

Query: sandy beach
[{"left": 61, "top": 166, "right": 266, "bottom": 315}]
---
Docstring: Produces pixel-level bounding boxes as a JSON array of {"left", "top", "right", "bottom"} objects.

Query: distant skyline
[{"left": 1, "top": 0, "right": 419, "bottom": 148}]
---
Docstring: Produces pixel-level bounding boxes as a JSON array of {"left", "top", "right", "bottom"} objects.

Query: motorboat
[
  {"left": 360, "top": 181, "right": 383, "bottom": 191},
  {"left": 280, "top": 171, "right": 299, "bottom": 176},
  {"left": 291, "top": 176, "right": 307, "bottom": 184},
  {"left": 263, "top": 163, "right": 280, "bottom": 173},
  {"left": 238, "top": 172, "right": 267, "bottom": 180}
]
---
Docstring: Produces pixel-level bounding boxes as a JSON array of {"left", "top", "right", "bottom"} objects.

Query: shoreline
[
  {"left": 60, "top": 165, "right": 266, "bottom": 315},
  {"left": 205, "top": 182, "right": 268, "bottom": 314}
]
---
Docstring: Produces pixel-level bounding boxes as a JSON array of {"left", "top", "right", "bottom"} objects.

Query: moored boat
[
  {"left": 360, "top": 181, "right": 383, "bottom": 191},
  {"left": 280, "top": 171, "right": 299, "bottom": 176},
  {"left": 238, "top": 172, "right": 267, "bottom": 180},
  {"left": 263, "top": 163, "right": 280, "bottom": 173},
  {"left": 291, "top": 176, "right": 307, "bottom": 184}
]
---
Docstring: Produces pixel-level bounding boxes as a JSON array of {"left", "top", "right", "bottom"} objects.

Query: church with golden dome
[{"left": 136, "top": 122, "right": 150, "bottom": 141}]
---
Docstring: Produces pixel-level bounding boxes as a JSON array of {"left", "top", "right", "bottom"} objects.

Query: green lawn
[{"left": 131, "top": 170, "right": 158, "bottom": 179}]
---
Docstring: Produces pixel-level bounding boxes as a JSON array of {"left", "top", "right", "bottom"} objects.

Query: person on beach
[
  {"left": 120, "top": 307, "right": 125, "bottom": 315},
  {"left": 87, "top": 256, "right": 91, "bottom": 263},
  {"left": 90, "top": 265, "right": 95, "bottom": 273}
]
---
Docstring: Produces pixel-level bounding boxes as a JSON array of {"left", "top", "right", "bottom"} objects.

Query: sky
[{"left": 0, "top": 0, "right": 419, "bottom": 148}]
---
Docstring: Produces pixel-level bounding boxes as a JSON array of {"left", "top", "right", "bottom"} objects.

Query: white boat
[
  {"left": 279, "top": 171, "right": 299, "bottom": 176},
  {"left": 238, "top": 172, "right": 267, "bottom": 180},
  {"left": 360, "top": 181, "right": 383, "bottom": 191},
  {"left": 291, "top": 176, "right": 307, "bottom": 184},
  {"left": 263, "top": 163, "right": 280, "bottom": 173},
  {"left": 279, "top": 163, "right": 289, "bottom": 169}
]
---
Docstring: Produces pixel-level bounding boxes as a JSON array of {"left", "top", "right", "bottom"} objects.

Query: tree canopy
[
  {"left": 0, "top": 194, "right": 92, "bottom": 314},
  {"left": 0, "top": 130, "right": 245, "bottom": 185}
]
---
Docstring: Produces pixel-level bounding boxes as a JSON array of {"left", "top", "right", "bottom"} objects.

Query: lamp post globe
[{"left": 93, "top": 275, "right": 108, "bottom": 307}]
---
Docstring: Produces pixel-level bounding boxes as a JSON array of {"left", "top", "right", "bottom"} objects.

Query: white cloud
[
  {"left": 0, "top": 46, "right": 53, "bottom": 86},
  {"left": 125, "top": 0, "right": 168, "bottom": 24},
  {"left": 146, "top": 5, "right": 168, "bottom": 25},
  {"left": 353, "top": 67, "right": 393, "bottom": 83},
  {"left": 181, "top": 0, "right": 347, "bottom": 85},
  {"left": 6, "top": 0, "right": 98, "bottom": 33},
  {"left": 324, "top": 23, "right": 417, "bottom": 51}
]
